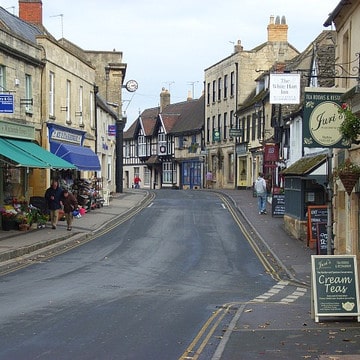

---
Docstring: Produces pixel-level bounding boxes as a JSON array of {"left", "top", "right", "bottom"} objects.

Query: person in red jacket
[{"left": 60, "top": 189, "right": 78, "bottom": 231}]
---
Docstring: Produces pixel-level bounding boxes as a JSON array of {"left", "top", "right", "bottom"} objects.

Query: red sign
[{"left": 264, "top": 144, "right": 279, "bottom": 162}]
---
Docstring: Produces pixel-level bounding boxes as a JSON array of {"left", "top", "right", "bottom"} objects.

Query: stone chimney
[
  {"left": 19, "top": 0, "right": 43, "bottom": 25},
  {"left": 187, "top": 90, "right": 193, "bottom": 101},
  {"left": 160, "top": 88, "right": 170, "bottom": 112},
  {"left": 267, "top": 15, "right": 288, "bottom": 42},
  {"left": 234, "top": 40, "right": 243, "bottom": 53}
]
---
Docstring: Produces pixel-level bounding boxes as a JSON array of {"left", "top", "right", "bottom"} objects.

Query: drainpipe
[
  {"left": 94, "top": 85, "right": 99, "bottom": 178},
  {"left": 234, "top": 62, "right": 239, "bottom": 189}
]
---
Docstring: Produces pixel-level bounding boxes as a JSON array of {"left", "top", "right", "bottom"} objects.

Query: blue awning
[{"left": 50, "top": 142, "right": 101, "bottom": 171}]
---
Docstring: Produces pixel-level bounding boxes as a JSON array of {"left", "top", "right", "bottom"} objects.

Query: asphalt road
[{"left": 0, "top": 190, "right": 278, "bottom": 359}]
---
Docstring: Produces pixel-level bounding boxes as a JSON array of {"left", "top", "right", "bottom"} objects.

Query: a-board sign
[
  {"left": 311, "top": 255, "right": 360, "bottom": 322},
  {"left": 272, "top": 193, "right": 285, "bottom": 217},
  {"left": 316, "top": 222, "right": 328, "bottom": 255},
  {"left": 307, "top": 205, "right": 327, "bottom": 248}
]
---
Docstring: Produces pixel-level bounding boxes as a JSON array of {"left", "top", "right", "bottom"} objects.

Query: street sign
[
  {"left": 0, "top": 94, "right": 14, "bottom": 113},
  {"left": 229, "top": 128, "right": 243, "bottom": 137}
]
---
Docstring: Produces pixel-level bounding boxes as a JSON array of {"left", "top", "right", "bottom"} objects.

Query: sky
[{"left": 2, "top": 0, "right": 340, "bottom": 129}]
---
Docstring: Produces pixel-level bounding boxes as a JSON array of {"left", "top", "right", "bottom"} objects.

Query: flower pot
[
  {"left": 339, "top": 172, "right": 360, "bottom": 195},
  {"left": 2, "top": 219, "right": 18, "bottom": 231},
  {"left": 18, "top": 223, "right": 30, "bottom": 231}
]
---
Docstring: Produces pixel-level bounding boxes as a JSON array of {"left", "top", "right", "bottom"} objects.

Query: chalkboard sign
[
  {"left": 311, "top": 255, "right": 360, "bottom": 322},
  {"left": 271, "top": 194, "right": 285, "bottom": 217},
  {"left": 316, "top": 223, "right": 328, "bottom": 255},
  {"left": 307, "top": 205, "right": 327, "bottom": 248}
]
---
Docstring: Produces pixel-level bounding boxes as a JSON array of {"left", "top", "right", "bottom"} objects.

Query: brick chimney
[
  {"left": 267, "top": 15, "right": 288, "bottom": 42},
  {"left": 19, "top": 0, "right": 43, "bottom": 25},
  {"left": 160, "top": 88, "right": 170, "bottom": 112}
]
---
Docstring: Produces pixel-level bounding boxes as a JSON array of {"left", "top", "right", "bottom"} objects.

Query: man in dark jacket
[
  {"left": 44, "top": 179, "right": 63, "bottom": 229},
  {"left": 60, "top": 189, "right": 78, "bottom": 231}
]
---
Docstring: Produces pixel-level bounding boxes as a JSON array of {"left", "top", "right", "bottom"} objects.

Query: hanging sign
[
  {"left": 303, "top": 88, "right": 348, "bottom": 148},
  {"left": 270, "top": 73, "right": 300, "bottom": 104}
]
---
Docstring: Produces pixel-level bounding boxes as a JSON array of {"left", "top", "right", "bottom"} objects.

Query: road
[
  {"left": 1, "top": 190, "right": 358, "bottom": 359},
  {"left": 0, "top": 190, "right": 275, "bottom": 359}
]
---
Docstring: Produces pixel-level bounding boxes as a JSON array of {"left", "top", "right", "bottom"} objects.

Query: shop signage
[
  {"left": 213, "top": 130, "right": 220, "bottom": 142},
  {"left": 307, "top": 205, "right": 327, "bottom": 249},
  {"left": 270, "top": 73, "right": 300, "bottom": 104},
  {"left": 50, "top": 129, "right": 82, "bottom": 145},
  {"left": 0, "top": 94, "right": 14, "bottom": 113},
  {"left": 229, "top": 128, "right": 243, "bottom": 137},
  {"left": 311, "top": 255, "right": 360, "bottom": 322},
  {"left": 271, "top": 193, "right": 285, "bottom": 217},
  {"left": 303, "top": 88, "right": 348, "bottom": 148},
  {"left": 0, "top": 119, "right": 34, "bottom": 140},
  {"left": 108, "top": 125, "right": 116, "bottom": 136}
]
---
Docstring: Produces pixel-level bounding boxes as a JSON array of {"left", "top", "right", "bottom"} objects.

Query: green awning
[
  {"left": 0, "top": 137, "right": 49, "bottom": 168},
  {"left": 5, "top": 138, "right": 76, "bottom": 169},
  {"left": 0, "top": 138, "right": 76, "bottom": 169}
]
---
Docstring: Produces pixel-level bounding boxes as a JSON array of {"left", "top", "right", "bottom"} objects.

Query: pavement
[{"left": 0, "top": 188, "right": 314, "bottom": 284}]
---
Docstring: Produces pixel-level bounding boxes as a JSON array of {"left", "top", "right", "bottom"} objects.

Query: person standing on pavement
[
  {"left": 60, "top": 189, "right": 78, "bottom": 231},
  {"left": 44, "top": 179, "right": 63, "bottom": 229},
  {"left": 134, "top": 176, "right": 141, "bottom": 189},
  {"left": 254, "top": 172, "right": 267, "bottom": 214}
]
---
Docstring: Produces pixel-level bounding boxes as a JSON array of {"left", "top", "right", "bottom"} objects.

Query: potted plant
[
  {"left": 0, "top": 208, "right": 18, "bottom": 231},
  {"left": 339, "top": 103, "right": 360, "bottom": 145},
  {"left": 333, "top": 158, "right": 360, "bottom": 195}
]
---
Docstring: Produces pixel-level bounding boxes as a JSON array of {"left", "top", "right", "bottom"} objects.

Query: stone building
[
  {"left": 204, "top": 15, "right": 299, "bottom": 189},
  {"left": 324, "top": 1, "right": 360, "bottom": 265}
]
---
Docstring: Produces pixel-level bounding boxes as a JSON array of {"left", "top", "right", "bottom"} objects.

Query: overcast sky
[{"left": 3, "top": 0, "right": 340, "bottom": 128}]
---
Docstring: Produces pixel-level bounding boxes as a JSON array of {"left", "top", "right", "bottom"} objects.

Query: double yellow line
[{"left": 179, "top": 303, "right": 235, "bottom": 360}]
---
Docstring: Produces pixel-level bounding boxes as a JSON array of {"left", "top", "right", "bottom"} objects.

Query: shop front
[
  {"left": 47, "top": 123, "right": 102, "bottom": 211},
  {"left": 0, "top": 120, "right": 75, "bottom": 230}
]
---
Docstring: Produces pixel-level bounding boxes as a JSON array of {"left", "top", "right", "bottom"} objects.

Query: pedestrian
[
  {"left": 206, "top": 170, "right": 213, "bottom": 188},
  {"left": 60, "top": 189, "right": 78, "bottom": 231},
  {"left": 134, "top": 176, "right": 141, "bottom": 189},
  {"left": 254, "top": 172, "right": 267, "bottom": 215},
  {"left": 44, "top": 178, "right": 63, "bottom": 229}
]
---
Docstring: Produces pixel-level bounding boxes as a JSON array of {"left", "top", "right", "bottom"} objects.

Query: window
[
  {"left": 230, "top": 71, "right": 235, "bottom": 97},
  {"left": 66, "top": 80, "right": 71, "bottom": 123},
  {"left": 230, "top": 110, "right": 234, "bottom": 129},
  {"left": 207, "top": 83, "right": 210, "bottom": 105},
  {"left": 25, "top": 74, "right": 32, "bottom": 113},
  {"left": 224, "top": 75, "right": 228, "bottom": 99},
  {"left": 206, "top": 117, "right": 210, "bottom": 143},
  {"left": 257, "top": 111, "right": 262, "bottom": 139},
  {"left": 223, "top": 112, "right": 227, "bottom": 140},
  {"left": 252, "top": 113, "right": 256, "bottom": 141},
  {"left": 163, "top": 162, "right": 176, "bottom": 184},
  {"left": 228, "top": 153, "right": 234, "bottom": 182},
  {"left": 49, "top": 71, "right": 55, "bottom": 117},
  {"left": 0, "top": 66, "right": 5, "bottom": 93},
  {"left": 138, "top": 135, "right": 146, "bottom": 156},
  {"left": 124, "top": 142, "right": 130, "bottom": 158},
  {"left": 212, "top": 116, "right": 216, "bottom": 142},
  {"left": 78, "top": 86, "right": 83, "bottom": 126},
  {"left": 158, "top": 132, "right": 167, "bottom": 155},
  {"left": 212, "top": 80, "right": 216, "bottom": 103},
  {"left": 107, "top": 156, "right": 112, "bottom": 181},
  {"left": 144, "top": 167, "right": 151, "bottom": 186},
  {"left": 218, "top": 77, "right": 222, "bottom": 101},
  {"left": 90, "top": 91, "right": 94, "bottom": 128},
  {"left": 246, "top": 115, "right": 251, "bottom": 142}
]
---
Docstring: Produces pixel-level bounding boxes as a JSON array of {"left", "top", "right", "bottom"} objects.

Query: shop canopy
[
  {"left": 0, "top": 137, "right": 75, "bottom": 169},
  {"left": 4, "top": 138, "right": 76, "bottom": 169},
  {"left": 50, "top": 142, "right": 101, "bottom": 171}
]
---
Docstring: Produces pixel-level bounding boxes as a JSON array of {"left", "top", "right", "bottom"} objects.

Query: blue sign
[
  {"left": 0, "top": 94, "right": 14, "bottom": 113},
  {"left": 108, "top": 125, "right": 116, "bottom": 136}
]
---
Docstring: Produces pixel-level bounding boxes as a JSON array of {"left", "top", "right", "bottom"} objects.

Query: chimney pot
[{"left": 19, "top": 0, "right": 43, "bottom": 25}]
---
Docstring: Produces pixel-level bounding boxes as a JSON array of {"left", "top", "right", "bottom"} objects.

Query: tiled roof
[
  {"left": 0, "top": 6, "right": 46, "bottom": 44},
  {"left": 281, "top": 153, "right": 327, "bottom": 176},
  {"left": 124, "top": 96, "right": 204, "bottom": 139}
]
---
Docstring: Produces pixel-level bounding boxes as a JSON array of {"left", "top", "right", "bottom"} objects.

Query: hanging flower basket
[
  {"left": 333, "top": 158, "right": 360, "bottom": 195},
  {"left": 339, "top": 103, "right": 360, "bottom": 144}
]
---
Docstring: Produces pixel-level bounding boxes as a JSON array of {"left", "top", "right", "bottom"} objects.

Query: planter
[
  {"left": 339, "top": 172, "right": 360, "bottom": 196},
  {"left": 18, "top": 223, "right": 30, "bottom": 231},
  {"left": 2, "top": 219, "right": 18, "bottom": 231}
]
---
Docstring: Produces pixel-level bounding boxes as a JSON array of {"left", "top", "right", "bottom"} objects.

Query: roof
[
  {"left": 124, "top": 96, "right": 204, "bottom": 139},
  {"left": 281, "top": 153, "right": 327, "bottom": 176},
  {"left": 0, "top": 6, "right": 47, "bottom": 44}
]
